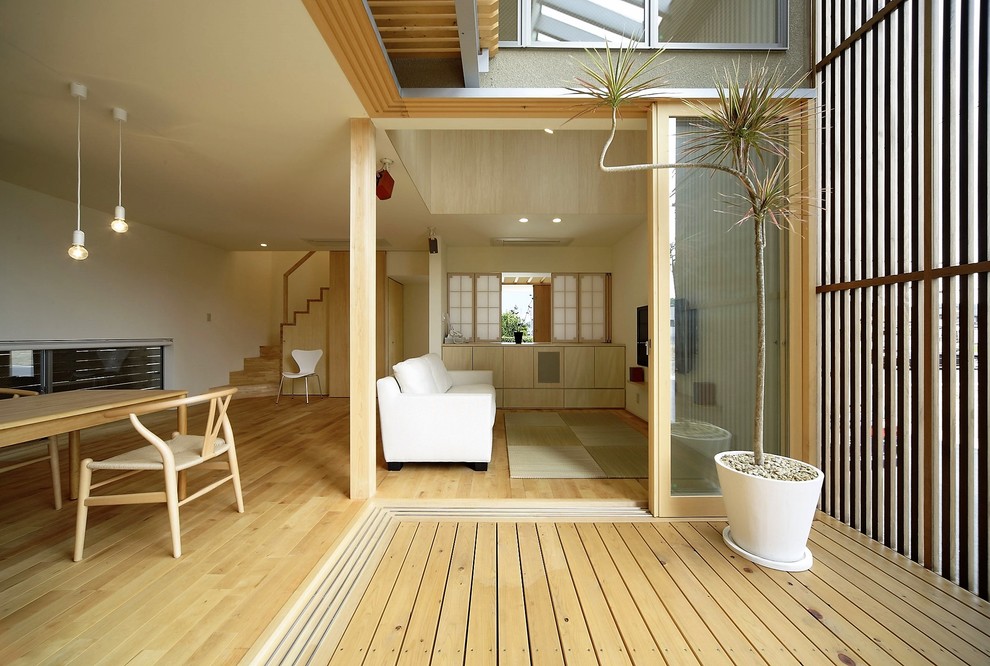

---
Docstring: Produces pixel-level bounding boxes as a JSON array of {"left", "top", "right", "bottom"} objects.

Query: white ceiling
[{"left": 0, "top": 0, "right": 644, "bottom": 252}]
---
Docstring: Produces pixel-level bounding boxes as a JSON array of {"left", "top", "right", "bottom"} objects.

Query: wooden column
[
  {"left": 647, "top": 102, "right": 671, "bottom": 518},
  {"left": 350, "top": 118, "right": 377, "bottom": 499}
]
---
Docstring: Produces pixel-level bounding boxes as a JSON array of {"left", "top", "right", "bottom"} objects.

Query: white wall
[
  {"left": 445, "top": 245, "right": 613, "bottom": 274},
  {"left": 0, "top": 180, "right": 272, "bottom": 393},
  {"left": 402, "top": 280, "right": 430, "bottom": 358},
  {"left": 611, "top": 223, "right": 650, "bottom": 421}
]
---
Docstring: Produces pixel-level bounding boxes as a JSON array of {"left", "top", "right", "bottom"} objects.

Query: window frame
[{"left": 499, "top": 0, "right": 789, "bottom": 51}]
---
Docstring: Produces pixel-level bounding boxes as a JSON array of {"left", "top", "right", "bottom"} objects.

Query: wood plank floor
[
  {"left": 308, "top": 515, "right": 990, "bottom": 666},
  {"left": 2, "top": 397, "right": 988, "bottom": 664}
]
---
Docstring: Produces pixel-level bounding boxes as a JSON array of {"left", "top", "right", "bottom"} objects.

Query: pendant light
[
  {"left": 110, "top": 107, "right": 128, "bottom": 233},
  {"left": 68, "top": 82, "right": 88, "bottom": 261}
]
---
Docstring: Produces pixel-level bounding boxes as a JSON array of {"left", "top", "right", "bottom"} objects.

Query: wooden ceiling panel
[{"left": 369, "top": 0, "right": 498, "bottom": 60}]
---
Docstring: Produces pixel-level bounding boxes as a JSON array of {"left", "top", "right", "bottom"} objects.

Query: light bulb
[
  {"left": 111, "top": 205, "right": 128, "bottom": 233},
  {"left": 68, "top": 229, "right": 88, "bottom": 260}
]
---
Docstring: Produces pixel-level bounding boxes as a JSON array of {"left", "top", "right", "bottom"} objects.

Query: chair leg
[
  {"left": 73, "top": 460, "right": 93, "bottom": 561},
  {"left": 275, "top": 375, "right": 285, "bottom": 404},
  {"left": 228, "top": 447, "right": 245, "bottom": 513},
  {"left": 304, "top": 377, "right": 310, "bottom": 404},
  {"left": 315, "top": 375, "right": 324, "bottom": 398},
  {"left": 163, "top": 469, "right": 182, "bottom": 558},
  {"left": 48, "top": 436, "right": 62, "bottom": 510}
]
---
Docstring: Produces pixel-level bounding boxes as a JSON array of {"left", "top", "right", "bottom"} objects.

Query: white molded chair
[
  {"left": 275, "top": 349, "right": 324, "bottom": 404},
  {"left": 0, "top": 388, "right": 62, "bottom": 510},
  {"left": 73, "top": 387, "right": 243, "bottom": 561}
]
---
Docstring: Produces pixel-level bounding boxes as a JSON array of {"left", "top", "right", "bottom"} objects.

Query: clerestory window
[{"left": 499, "top": 0, "right": 788, "bottom": 50}]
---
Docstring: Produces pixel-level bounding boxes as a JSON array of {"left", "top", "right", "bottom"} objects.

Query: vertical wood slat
[
  {"left": 979, "top": 273, "right": 989, "bottom": 600},
  {"left": 817, "top": 0, "right": 990, "bottom": 599}
]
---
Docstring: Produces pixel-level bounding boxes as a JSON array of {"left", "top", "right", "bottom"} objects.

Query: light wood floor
[
  {"left": 0, "top": 397, "right": 644, "bottom": 664},
  {"left": 3, "top": 397, "right": 988, "bottom": 665}
]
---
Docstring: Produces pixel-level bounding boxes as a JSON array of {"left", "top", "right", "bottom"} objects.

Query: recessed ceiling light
[
  {"left": 544, "top": 128, "right": 554, "bottom": 134},
  {"left": 552, "top": 217, "right": 562, "bottom": 223},
  {"left": 260, "top": 243, "right": 268, "bottom": 247},
  {"left": 519, "top": 217, "right": 529, "bottom": 223}
]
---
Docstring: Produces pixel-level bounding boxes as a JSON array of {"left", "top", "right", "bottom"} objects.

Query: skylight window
[{"left": 499, "top": 0, "right": 788, "bottom": 50}]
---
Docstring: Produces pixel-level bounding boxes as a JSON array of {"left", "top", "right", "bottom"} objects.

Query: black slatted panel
[
  {"left": 51, "top": 347, "right": 164, "bottom": 393},
  {"left": 0, "top": 351, "right": 44, "bottom": 394}
]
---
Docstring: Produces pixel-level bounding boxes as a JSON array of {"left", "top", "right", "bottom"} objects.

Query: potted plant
[{"left": 571, "top": 44, "right": 822, "bottom": 570}]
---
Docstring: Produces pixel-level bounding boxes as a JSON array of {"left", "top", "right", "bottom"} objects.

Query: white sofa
[{"left": 376, "top": 353, "right": 495, "bottom": 471}]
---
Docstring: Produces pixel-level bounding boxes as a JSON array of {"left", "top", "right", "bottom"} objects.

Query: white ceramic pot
[{"left": 714, "top": 451, "right": 824, "bottom": 572}]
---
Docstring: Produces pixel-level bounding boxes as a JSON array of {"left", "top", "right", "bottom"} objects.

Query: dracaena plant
[{"left": 570, "top": 43, "right": 809, "bottom": 466}]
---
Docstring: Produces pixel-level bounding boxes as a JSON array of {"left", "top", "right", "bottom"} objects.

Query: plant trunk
[{"left": 753, "top": 216, "right": 766, "bottom": 465}]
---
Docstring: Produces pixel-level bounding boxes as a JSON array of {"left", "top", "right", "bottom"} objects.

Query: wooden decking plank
[
  {"left": 785, "top": 550, "right": 952, "bottom": 664},
  {"left": 465, "top": 522, "right": 497, "bottom": 665},
  {"left": 815, "top": 514, "right": 990, "bottom": 619},
  {"left": 812, "top": 518, "right": 990, "bottom": 633},
  {"left": 807, "top": 529, "right": 982, "bottom": 665},
  {"left": 430, "top": 522, "right": 477, "bottom": 664},
  {"left": 629, "top": 523, "right": 769, "bottom": 665},
  {"left": 347, "top": 521, "right": 439, "bottom": 666},
  {"left": 699, "top": 521, "right": 887, "bottom": 666},
  {"left": 496, "top": 522, "right": 531, "bottom": 665},
  {"left": 516, "top": 522, "right": 565, "bottom": 665},
  {"left": 397, "top": 521, "right": 457, "bottom": 665},
  {"left": 609, "top": 523, "right": 732, "bottom": 665},
  {"left": 534, "top": 522, "right": 599, "bottom": 664},
  {"left": 653, "top": 523, "right": 802, "bottom": 665},
  {"left": 555, "top": 523, "right": 635, "bottom": 665},
  {"left": 672, "top": 522, "right": 836, "bottom": 665},
  {"left": 328, "top": 521, "right": 419, "bottom": 665},
  {"left": 594, "top": 523, "right": 706, "bottom": 665},
  {"left": 574, "top": 522, "right": 667, "bottom": 664}
]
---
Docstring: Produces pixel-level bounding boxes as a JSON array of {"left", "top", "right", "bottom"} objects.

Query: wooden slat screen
[{"left": 816, "top": 0, "right": 989, "bottom": 599}]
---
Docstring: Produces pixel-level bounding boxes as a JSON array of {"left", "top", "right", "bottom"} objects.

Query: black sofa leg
[
  {"left": 468, "top": 462, "right": 488, "bottom": 472},
  {"left": 387, "top": 462, "right": 403, "bottom": 471}
]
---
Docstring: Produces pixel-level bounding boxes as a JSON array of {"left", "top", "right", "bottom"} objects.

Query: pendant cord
[
  {"left": 117, "top": 119, "right": 122, "bottom": 206},
  {"left": 76, "top": 95, "right": 81, "bottom": 232}
]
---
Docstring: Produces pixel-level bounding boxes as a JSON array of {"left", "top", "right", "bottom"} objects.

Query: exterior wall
[{"left": 0, "top": 180, "right": 272, "bottom": 393}]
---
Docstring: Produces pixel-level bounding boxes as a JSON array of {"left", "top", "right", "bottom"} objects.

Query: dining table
[{"left": 0, "top": 388, "right": 188, "bottom": 499}]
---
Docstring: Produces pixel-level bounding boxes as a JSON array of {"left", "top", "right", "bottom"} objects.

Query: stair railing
[{"left": 283, "top": 251, "right": 316, "bottom": 324}]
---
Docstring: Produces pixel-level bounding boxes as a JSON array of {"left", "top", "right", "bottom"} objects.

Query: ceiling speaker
[{"left": 428, "top": 237, "right": 438, "bottom": 254}]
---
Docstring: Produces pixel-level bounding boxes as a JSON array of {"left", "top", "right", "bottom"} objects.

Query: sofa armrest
[{"left": 448, "top": 369, "right": 493, "bottom": 386}]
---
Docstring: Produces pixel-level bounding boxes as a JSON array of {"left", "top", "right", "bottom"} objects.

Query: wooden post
[
  {"left": 350, "top": 118, "right": 377, "bottom": 499},
  {"left": 647, "top": 102, "right": 671, "bottom": 518}
]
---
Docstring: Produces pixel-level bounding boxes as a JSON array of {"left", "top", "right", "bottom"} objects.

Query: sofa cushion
[
  {"left": 423, "top": 353, "right": 453, "bottom": 393},
  {"left": 447, "top": 383, "right": 497, "bottom": 425},
  {"left": 392, "top": 356, "right": 438, "bottom": 394}
]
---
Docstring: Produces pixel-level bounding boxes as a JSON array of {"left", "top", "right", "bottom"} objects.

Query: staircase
[{"left": 224, "top": 345, "right": 281, "bottom": 398}]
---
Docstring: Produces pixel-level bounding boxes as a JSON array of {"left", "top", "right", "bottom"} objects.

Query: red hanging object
[{"left": 376, "top": 168, "right": 394, "bottom": 200}]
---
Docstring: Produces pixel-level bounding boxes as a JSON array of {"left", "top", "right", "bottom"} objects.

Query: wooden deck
[
  {"left": 1, "top": 396, "right": 988, "bottom": 664},
  {"left": 257, "top": 507, "right": 990, "bottom": 666}
]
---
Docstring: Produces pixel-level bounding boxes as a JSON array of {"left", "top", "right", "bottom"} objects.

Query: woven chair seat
[{"left": 88, "top": 434, "right": 229, "bottom": 472}]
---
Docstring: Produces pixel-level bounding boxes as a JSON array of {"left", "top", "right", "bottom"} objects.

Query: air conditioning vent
[
  {"left": 303, "top": 238, "right": 391, "bottom": 249},
  {"left": 491, "top": 237, "right": 573, "bottom": 247}
]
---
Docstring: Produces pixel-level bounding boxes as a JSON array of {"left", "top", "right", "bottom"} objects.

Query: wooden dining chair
[
  {"left": 0, "top": 388, "right": 62, "bottom": 509},
  {"left": 73, "top": 387, "right": 243, "bottom": 560}
]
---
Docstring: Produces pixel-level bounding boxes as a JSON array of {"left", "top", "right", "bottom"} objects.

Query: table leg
[
  {"left": 69, "top": 430, "right": 81, "bottom": 500},
  {"left": 177, "top": 403, "right": 187, "bottom": 434}
]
